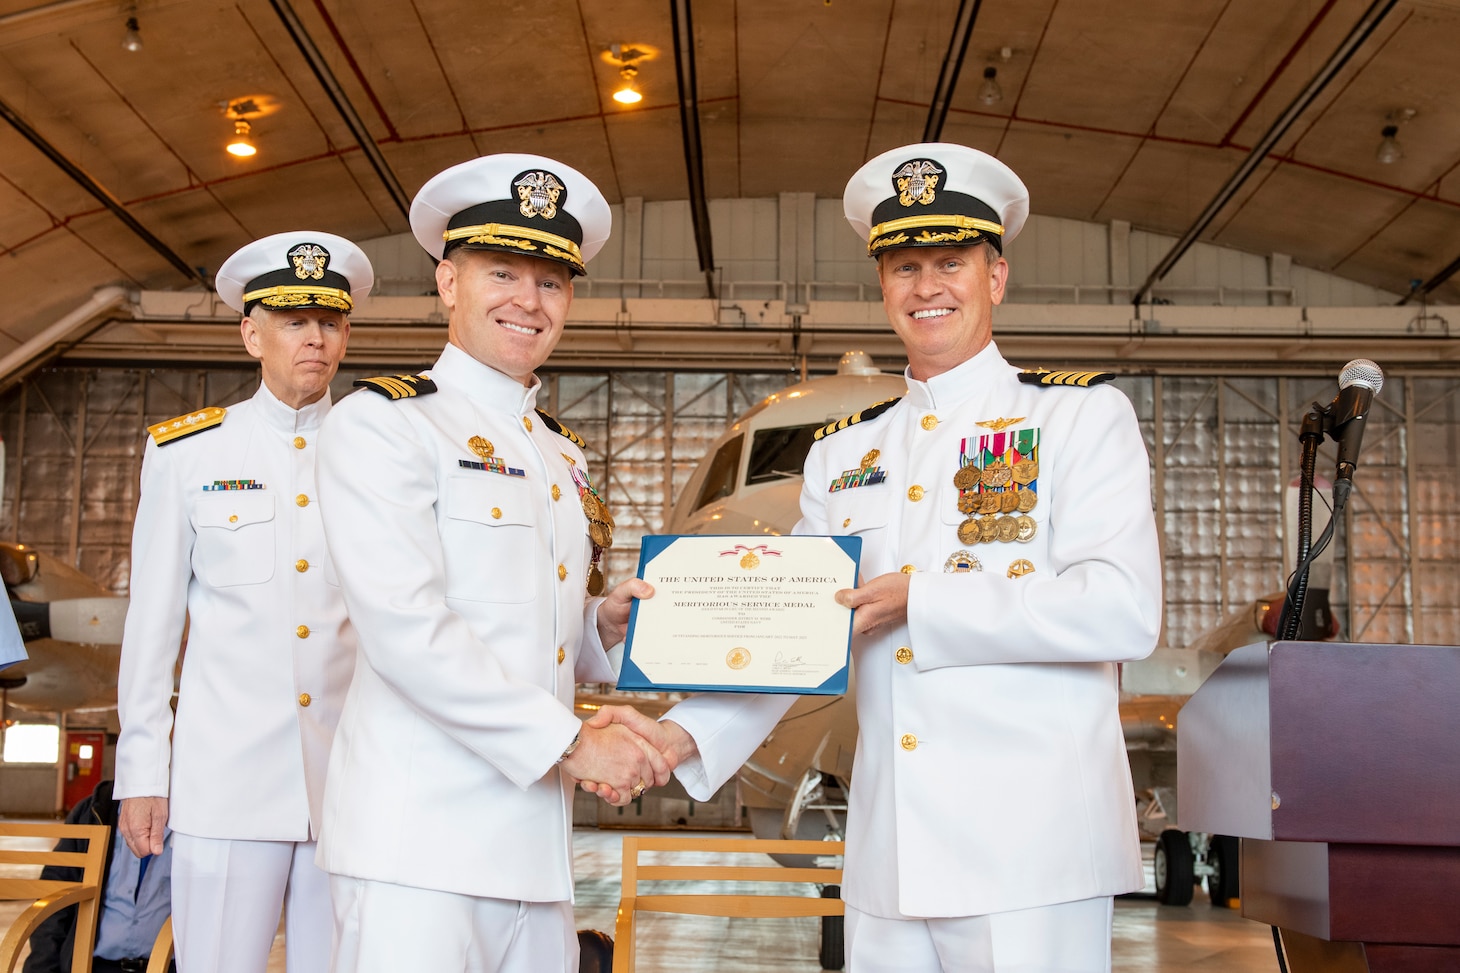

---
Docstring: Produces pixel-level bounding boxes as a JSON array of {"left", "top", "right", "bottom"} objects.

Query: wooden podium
[{"left": 1178, "top": 640, "right": 1460, "bottom": 973}]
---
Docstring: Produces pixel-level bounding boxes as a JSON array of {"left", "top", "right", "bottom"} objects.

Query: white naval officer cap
[
  {"left": 216, "top": 231, "right": 374, "bottom": 315},
  {"left": 844, "top": 142, "right": 1029, "bottom": 258},
  {"left": 409, "top": 153, "right": 611, "bottom": 276}
]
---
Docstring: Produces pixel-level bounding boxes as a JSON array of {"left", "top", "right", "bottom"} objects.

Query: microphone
[{"left": 1329, "top": 358, "right": 1383, "bottom": 508}]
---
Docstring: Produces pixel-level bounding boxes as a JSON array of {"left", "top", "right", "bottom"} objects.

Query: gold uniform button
[
  {"left": 921, "top": 414, "right": 938, "bottom": 431},
  {"left": 900, "top": 733, "right": 918, "bottom": 751},
  {"left": 907, "top": 485, "right": 925, "bottom": 502},
  {"left": 295, "top": 559, "right": 309, "bottom": 573},
  {"left": 298, "top": 693, "right": 311, "bottom": 707},
  {"left": 293, "top": 436, "right": 306, "bottom": 449},
  {"left": 895, "top": 646, "right": 913, "bottom": 665},
  {"left": 552, "top": 485, "right": 562, "bottom": 501},
  {"left": 557, "top": 564, "right": 568, "bottom": 581},
  {"left": 900, "top": 564, "right": 916, "bottom": 574},
  {"left": 296, "top": 625, "right": 309, "bottom": 639},
  {"left": 557, "top": 647, "right": 566, "bottom": 664},
  {"left": 523, "top": 417, "right": 534, "bottom": 432},
  {"left": 842, "top": 517, "right": 851, "bottom": 528},
  {"left": 296, "top": 494, "right": 309, "bottom": 507},
  {"left": 491, "top": 507, "right": 502, "bottom": 519},
  {"left": 228, "top": 514, "right": 238, "bottom": 523}
]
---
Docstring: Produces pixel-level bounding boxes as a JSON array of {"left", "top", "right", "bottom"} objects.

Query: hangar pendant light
[
  {"left": 121, "top": 16, "right": 143, "bottom": 52},
  {"left": 613, "top": 65, "right": 643, "bottom": 105},
  {"left": 226, "top": 119, "right": 257, "bottom": 158},
  {"left": 1375, "top": 125, "right": 1402, "bottom": 164},
  {"left": 224, "top": 99, "right": 262, "bottom": 158},
  {"left": 606, "top": 43, "right": 651, "bottom": 108},
  {"left": 977, "top": 66, "right": 1002, "bottom": 106}
]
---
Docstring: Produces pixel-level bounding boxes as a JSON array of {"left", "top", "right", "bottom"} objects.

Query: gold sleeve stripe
[{"left": 149, "top": 406, "right": 227, "bottom": 446}]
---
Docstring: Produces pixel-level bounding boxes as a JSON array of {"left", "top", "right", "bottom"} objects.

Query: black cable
[{"left": 1279, "top": 508, "right": 1338, "bottom": 642}]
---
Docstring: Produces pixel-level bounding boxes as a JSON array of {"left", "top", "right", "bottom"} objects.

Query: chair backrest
[
  {"left": 0, "top": 822, "right": 111, "bottom": 973},
  {"left": 613, "top": 836, "right": 844, "bottom": 972}
]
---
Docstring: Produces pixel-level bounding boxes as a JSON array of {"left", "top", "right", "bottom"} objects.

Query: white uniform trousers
[
  {"left": 172, "top": 834, "right": 332, "bottom": 973},
  {"left": 329, "top": 876, "right": 576, "bottom": 973},
  {"left": 845, "top": 896, "right": 1114, "bottom": 973}
]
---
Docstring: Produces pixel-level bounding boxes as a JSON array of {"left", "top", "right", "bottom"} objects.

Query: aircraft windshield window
[
  {"left": 745, "top": 423, "right": 821, "bottom": 485},
  {"left": 692, "top": 434, "right": 744, "bottom": 512}
]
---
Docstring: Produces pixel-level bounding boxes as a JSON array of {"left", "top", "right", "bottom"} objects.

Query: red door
[{"left": 63, "top": 731, "right": 107, "bottom": 812}]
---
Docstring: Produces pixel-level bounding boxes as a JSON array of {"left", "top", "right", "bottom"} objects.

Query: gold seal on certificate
[{"left": 617, "top": 534, "right": 861, "bottom": 695}]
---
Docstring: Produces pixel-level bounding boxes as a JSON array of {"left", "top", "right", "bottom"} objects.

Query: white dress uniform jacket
[
  {"left": 115, "top": 383, "right": 356, "bottom": 840},
  {"left": 668, "top": 342, "right": 1162, "bottom": 918},
  {"left": 315, "top": 343, "right": 616, "bottom": 902}
]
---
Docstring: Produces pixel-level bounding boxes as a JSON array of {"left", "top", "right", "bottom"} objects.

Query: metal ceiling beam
[
  {"left": 1131, "top": 0, "right": 1399, "bottom": 310},
  {"left": 1397, "top": 253, "right": 1460, "bottom": 305},
  {"left": 922, "top": 0, "right": 982, "bottom": 142},
  {"left": 0, "top": 285, "right": 129, "bottom": 393},
  {"left": 0, "top": 97, "right": 205, "bottom": 285},
  {"left": 268, "top": 0, "right": 411, "bottom": 220},
  {"left": 669, "top": 0, "right": 716, "bottom": 300},
  {"left": 0, "top": 0, "right": 101, "bottom": 27}
]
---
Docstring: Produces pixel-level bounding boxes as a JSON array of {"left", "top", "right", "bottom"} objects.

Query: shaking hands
[{"left": 561, "top": 705, "right": 697, "bottom": 806}]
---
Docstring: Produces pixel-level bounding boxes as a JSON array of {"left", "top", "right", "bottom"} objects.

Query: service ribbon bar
[
  {"left": 458, "top": 459, "right": 526, "bottom": 477},
  {"left": 203, "top": 479, "right": 265, "bottom": 491}
]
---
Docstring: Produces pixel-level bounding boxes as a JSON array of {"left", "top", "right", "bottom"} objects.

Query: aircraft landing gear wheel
[
  {"left": 1154, "top": 829, "right": 1194, "bottom": 906},
  {"left": 819, "top": 885, "right": 844, "bottom": 970},
  {"left": 1206, "top": 834, "right": 1240, "bottom": 907}
]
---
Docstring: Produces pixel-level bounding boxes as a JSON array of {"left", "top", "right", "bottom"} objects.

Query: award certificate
[{"left": 617, "top": 534, "right": 860, "bottom": 695}]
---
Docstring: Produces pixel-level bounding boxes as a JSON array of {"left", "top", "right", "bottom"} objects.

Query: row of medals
[
  {"left": 582, "top": 488, "right": 614, "bottom": 596},
  {"left": 953, "top": 458, "right": 1039, "bottom": 545}
]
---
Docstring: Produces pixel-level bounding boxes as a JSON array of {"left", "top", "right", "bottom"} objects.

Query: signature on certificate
[{"left": 772, "top": 650, "right": 816, "bottom": 675}]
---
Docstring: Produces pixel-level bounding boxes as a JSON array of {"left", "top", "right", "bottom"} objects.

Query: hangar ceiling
[{"left": 3, "top": 0, "right": 1460, "bottom": 355}]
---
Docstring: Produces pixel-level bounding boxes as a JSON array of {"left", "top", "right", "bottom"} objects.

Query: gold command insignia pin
[
  {"left": 860, "top": 449, "right": 881, "bottom": 470},
  {"left": 468, "top": 436, "right": 494, "bottom": 459},
  {"left": 1007, "top": 559, "right": 1035, "bottom": 579},
  {"left": 976, "top": 416, "right": 1026, "bottom": 431},
  {"left": 726, "top": 647, "right": 751, "bottom": 670}
]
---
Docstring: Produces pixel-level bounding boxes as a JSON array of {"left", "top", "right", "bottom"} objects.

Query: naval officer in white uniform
[
  {"left": 592, "top": 144, "right": 1163, "bottom": 972},
  {"left": 314, "top": 154, "right": 672, "bottom": 973},
  {"left": 115, "top": 231, "right": 373, "bottom": 972}
]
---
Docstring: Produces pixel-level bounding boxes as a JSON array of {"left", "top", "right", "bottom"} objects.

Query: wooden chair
[
  {"left": 143, "top": 915, "right": 174, "bottom": 973},
  {"left": 612, "top": 836, "right": 845, "bottom": 973},
  {"left": 0, "top": 822, "right": 110, "bottom": 973}
]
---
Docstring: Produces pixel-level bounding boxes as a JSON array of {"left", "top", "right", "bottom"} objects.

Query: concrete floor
[{"left": 3, "top": 825, "right": 1280, "bottom": 971}]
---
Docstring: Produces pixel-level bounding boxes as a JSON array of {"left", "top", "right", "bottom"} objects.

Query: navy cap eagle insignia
[
  {"left": 288, "top": 243, "right": 330, "bottom": 280},
  {"left": 893, "top": 159, "right": 943, "bottom": 207},
  {"left": 515, "top": 170, "right": 565, "bottom": 220}
]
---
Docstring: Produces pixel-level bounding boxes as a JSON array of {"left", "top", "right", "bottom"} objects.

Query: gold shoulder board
[
  {"left": 813, "top": 396, "right": 902, "bottom": 441},
  {"left": 352, "top": 374, "right": 439, "bottom": 400},
  {"left": 149, "top": 406, "right": 226, "bottom": 446},
  {"left": 535, "top": 409, "right": 588, "bottom": 449},
  {"left": 1017, "top": 368, "right": 1115, "bottom": 388}
]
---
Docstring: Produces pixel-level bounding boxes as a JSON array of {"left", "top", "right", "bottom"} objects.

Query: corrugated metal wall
[{"left": 2, "top": 365, "right": 1454, "bottom": 650}]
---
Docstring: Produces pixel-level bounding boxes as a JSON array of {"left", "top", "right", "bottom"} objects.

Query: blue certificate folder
[{"left": 617, "top": 534, "right": 861, "bottom": 695}]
